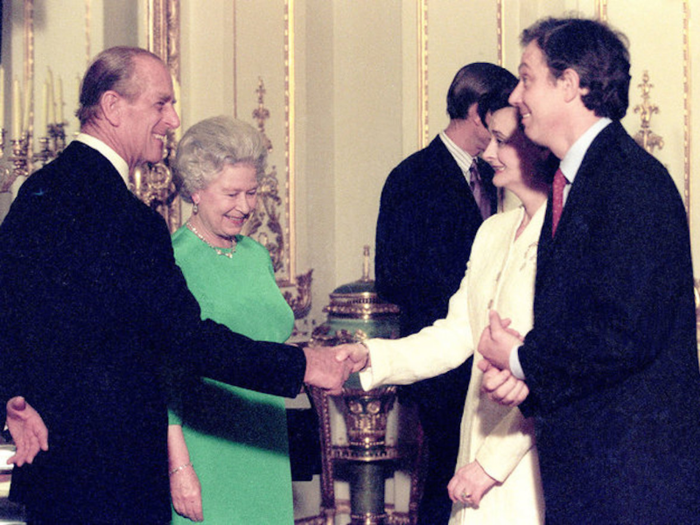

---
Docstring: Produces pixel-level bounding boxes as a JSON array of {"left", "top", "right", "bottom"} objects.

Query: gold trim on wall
[
  {"left": 417, "top": 0, "right": 429, "bottom": 149},
  {"left": 284, "top": 0, "right": 297, "bottom": 284},
  {"left": 142, "top": 0, "right": 181, "bottom": 233},
  {"left": 232, "top": 1, "right": 238, "bottom": 119},
  {"left": 683, "top": 0, "right": 691, "bottom": 218},
  {"left": 84, "top": 0, "right": 91, "bottom": 66},
  {"left": 596, "top": 0, "right": 608, "bottom": 22},
  {"left": 497, "top": 0, "right": 504, "bottom": 67},
  {"left": 147, "top": 0, "right": 180, "bottom": 79}
]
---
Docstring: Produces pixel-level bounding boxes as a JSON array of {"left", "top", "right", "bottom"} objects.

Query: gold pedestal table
[{"left": 306, "top": 255, "right": 420, "bottom": 525}]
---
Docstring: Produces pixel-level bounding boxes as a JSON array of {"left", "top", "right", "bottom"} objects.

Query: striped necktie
[{"left": 469, "top": 161, "right": 491, "bottom": 220}]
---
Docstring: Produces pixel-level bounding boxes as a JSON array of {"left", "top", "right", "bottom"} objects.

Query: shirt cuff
[{"left": 509, "top": 344, "right": 526, "bottom": 380}]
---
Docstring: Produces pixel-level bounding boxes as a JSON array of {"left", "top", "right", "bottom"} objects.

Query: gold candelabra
[{"left": 0, "top": 123, "right": 67, "bottom": 194}]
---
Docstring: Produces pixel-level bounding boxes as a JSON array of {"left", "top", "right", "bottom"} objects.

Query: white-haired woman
[{"left": 167, "top": 116, "right": 295, "bottom": 524}]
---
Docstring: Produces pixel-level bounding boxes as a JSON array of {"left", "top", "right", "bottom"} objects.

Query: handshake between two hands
[
  {"left": 302, "top": 343, "right": 370, "bottom": 395},
  {"left": 305, "top": 309, "right": 529, "bottom": 407},
  {"left": 6, "top": 344, "right": 372, "bottom": 469}
]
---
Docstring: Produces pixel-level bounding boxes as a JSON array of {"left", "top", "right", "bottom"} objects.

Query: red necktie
[{"left": 552, "top": 168, "right": 567, "bottom": 237}]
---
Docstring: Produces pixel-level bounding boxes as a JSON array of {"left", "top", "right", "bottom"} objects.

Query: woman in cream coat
[{"left": 338, "top": 95, "right": 554, "bottom": 525}]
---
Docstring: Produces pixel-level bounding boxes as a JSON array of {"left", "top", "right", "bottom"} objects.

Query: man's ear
[
  {"left": 560, "top": 68, "right": 588, "bottom": 103},
  {"left": 468, "top": 103, "right": 485, "bottom": 128},
  {"left": 99, "top": 90, "right": 122, "bottom": 126}
]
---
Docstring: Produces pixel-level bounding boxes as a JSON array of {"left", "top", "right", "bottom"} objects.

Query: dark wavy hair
[
  {"left": 447, "top": 63, "right": 517, "bottom": 124},
  {"left": 521, "top": 17, "right": 631, "bottom": 120}
]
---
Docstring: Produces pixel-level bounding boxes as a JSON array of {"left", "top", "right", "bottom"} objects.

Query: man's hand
[
  {"left": 447, "top": 459, "right": 497, "bottom": 508},
  {"left": 333, "top": 343, "right": 370, "bottom": 373},
  {"left": 478, "top": 310, "right": 522, "bottom": 371},
  {"left": 478, "top": 360, "right": 529, "bottom": 407},
  {"left": 170, "top": 464, "right": 203, "bottom": 522},
  {"left": 5, "top": 396, "right": 49, "bottom": 466},
  {"left": 303, "top": 346, "right": 352, "bottom": 394}
]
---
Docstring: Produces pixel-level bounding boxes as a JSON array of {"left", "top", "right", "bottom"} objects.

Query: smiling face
[
  {"left": 190, "top": 163, "right": 259, "bottom": 247},
  {"left": 482, "top": 106, "right": 544, "bottom": 195},
  {"left": 118, "top": 56, "right": 180, "bottom": 169},
  {"left": 508, "top": 41, "right": 566, "bottom": 151}
]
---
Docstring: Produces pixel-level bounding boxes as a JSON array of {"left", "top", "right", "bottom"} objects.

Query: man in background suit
[
  {"left": 0, "top": 46, "right": 348, "bottom": 524},
  {"left": 478, "top": 17, "right": 700, "bottom": 523},
  {"left": 375, "top": 62, "right": 516, "bottom": 524}
]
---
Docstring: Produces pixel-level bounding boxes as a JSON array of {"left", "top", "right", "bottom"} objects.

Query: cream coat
[{"left": 361, "top": 204, "right": 546, "bottom": 525}]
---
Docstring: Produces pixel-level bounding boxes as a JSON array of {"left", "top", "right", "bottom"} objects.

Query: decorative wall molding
[
  {"left": 417, "top": 0, "right": 429, "bottom": 149},
  {"left": 683, "top": 0, "right": 691, "bottom": 217}
]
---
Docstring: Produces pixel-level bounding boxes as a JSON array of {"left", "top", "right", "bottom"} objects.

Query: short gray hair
[
  {"left": 77, "top": 46, "right": 162, "bottom": 126},
  {"left": 174, "top": 116, "right": 268, "bottom": 203}
]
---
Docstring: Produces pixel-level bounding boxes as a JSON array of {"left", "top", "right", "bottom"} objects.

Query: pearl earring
[{"left": 192, "top": 202, "right": 199, "bottom": 214}]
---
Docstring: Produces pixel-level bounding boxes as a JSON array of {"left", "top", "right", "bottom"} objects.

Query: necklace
[{"left": 186, "top": 222, "right": 237, "bottom": 259}]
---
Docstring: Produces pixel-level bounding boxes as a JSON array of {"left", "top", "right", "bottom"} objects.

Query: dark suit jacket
[
  {"left": 375, "top": 135, "right": 495, "bottom": 427},
  {"left": 0, "top": 142, "right": 306, "bottom": 524},
  {"left": 519, "top": 122, "right": 700, "bottom": 523}
]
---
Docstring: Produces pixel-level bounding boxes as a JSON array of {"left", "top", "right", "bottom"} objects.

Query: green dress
[{"left": 169, "top": 226, "right": 295, "bottom": 524}]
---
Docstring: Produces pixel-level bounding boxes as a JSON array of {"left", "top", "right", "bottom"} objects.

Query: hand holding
[
  {"left": 5, "top": 396, "right": 49, "bottom": 467},
  {"left": 478, "top": 310, "right": 522, "bottom": 370},
  {"left": 447, "top": 460, "right": 497, "bottom": 507},
  {"left": 334, "top": 343, "right": 369, "bottom": 373},
  {"left": 478, "top": 360, "right": 529, "bottom": 407},
  {"left": 170, "top": 463, "right": 203, "bottom": 522},
  {"left": 303, "top": 346, "right": 351, "bottom": 394}
]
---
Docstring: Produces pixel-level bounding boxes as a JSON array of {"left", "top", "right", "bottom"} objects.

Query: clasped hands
[
  {"left": 305, "top": 309, "right": 529, "bottom": 407},
  {"left": 478, "top": 310, "right": 529, "bottom": 407}
]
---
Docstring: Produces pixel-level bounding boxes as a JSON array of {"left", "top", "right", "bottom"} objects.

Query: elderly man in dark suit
[
  {"left": 478, "top": 17, "right": 700, "bottom": 524},
  {"left": 0, "top": 46, "right": 349, "bottom": 524},
  {"left": 374, "top": 62, "right": 516, "bottom": 524}
]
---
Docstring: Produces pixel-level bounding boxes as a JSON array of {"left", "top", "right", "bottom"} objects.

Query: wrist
[
  {"left": 169, "top": 461, "right": 193, "bottom": 476},
  {"left": 357, "top": 341, "right": 371, "bottom": 372}
]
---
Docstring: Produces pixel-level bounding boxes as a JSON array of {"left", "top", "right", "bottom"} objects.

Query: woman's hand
[
  {"left": 447, "top": 460, "right": 497, "bottom": 508},
  {"left": 170, "top": 464, "right": 203, "bottom": 522}
]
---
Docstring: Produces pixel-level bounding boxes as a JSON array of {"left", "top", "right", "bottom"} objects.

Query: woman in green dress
[{"left": 167, "top": 115, "right": 295, "bottom": 523}]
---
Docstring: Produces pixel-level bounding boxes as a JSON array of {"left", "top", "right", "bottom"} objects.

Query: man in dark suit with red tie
[
  {"left": 375, "top": 62, "right": 516, "bottom": 524},
  {"left": 478, "top": 17, "right": 700, "bottom": 524}
]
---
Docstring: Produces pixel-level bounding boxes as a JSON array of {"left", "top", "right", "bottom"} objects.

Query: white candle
[
  {"left": 133, "top": 168, "right": 142, "bottom": 194},
  {"left": 57, "top": 76, "right": 64, "bottom": 123},
  {"left": 12, "top": 79, "right": 21, "bottom": 138},
  {"left": 42, "top": 81, "right": 49, "bottom": 130},
  {"left": 22, "top": 77, "right": 32, "bottom": 134},
  {"left": 172, "top": 74, "right": 181, "bottom": 141},
  {"left": 47, "top": 68, "right": 55, "bottom": 125}
]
